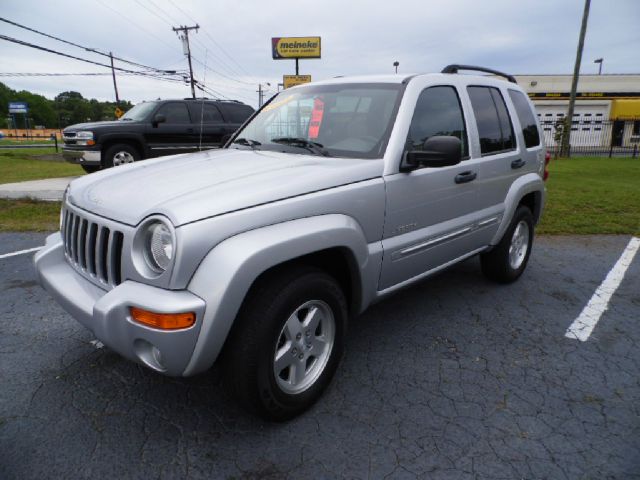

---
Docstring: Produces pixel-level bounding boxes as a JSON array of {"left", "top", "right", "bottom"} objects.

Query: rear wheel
[
  {"left": 480, "top": 205, "right": 534, "bottom": 283},
  {"left": 223, "top": 267, "right": 347, "bottom": 421},
  {"left": 102, "top": 143, "right": 140, "bottom": 168}
]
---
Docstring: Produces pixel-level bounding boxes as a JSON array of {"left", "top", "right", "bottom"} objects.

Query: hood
[
  {"left": 67, "top": 149, "right": 383, "bottom": 226},
  {"left": 64, "top": 120, "right": 138, "bottom": 132}
]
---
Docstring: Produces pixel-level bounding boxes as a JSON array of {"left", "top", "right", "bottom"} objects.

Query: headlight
[
  {"left": 143, "top": 221, "right": 174, "bottom": 273},
  {"left": 75, "top": 131, "right": 95, "bottom": 146}
]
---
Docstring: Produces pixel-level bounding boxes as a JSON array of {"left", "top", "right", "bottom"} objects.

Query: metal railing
[
  {"left": 539, "top": 118, "right": 640, "bottom": 158},
  {"left": 0, "top": 133, "right": 59, "bottom": 151}
]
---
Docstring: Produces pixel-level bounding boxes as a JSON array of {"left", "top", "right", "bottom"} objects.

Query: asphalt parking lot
[{"left": 1, "top": 232, "right": 639, "bottom": 479}]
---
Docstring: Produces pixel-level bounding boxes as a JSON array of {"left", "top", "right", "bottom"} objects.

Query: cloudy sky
[{"left": 1, "top": 0, "right": 639, "bottom": 108}]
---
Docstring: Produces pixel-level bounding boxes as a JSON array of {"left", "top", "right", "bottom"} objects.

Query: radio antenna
[{"left": 198, "top": 49, "right": 207, "bottom": 151}]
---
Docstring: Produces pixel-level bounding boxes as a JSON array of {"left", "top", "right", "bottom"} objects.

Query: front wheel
[
  {"left": 480, "top": 205, "right": 534, "bottom": 283},
  {"left": 102, "top": 143, "right": 140, "bottom": 168},
  {"left": 223, "top": 267, "right": 347, "bottom": 421}
]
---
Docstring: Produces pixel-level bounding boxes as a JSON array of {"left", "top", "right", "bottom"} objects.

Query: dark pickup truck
[{"left": 62, "top": 98, "right": 254, "bottom": 173}]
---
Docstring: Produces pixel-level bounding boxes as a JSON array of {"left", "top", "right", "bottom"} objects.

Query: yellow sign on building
[
  {"left": 272, "top": 37, "right": 321, "bottom": 59},
  {"left": 283, "top": 75, "right": 312, "bottom": 89}
]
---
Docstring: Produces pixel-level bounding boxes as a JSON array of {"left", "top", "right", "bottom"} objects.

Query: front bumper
[
  {"left": 62, "top": 147, "right": 101, "bottom": 166},
  {"left": 34, "top": 233, "right": 206, "bottom": 376}
]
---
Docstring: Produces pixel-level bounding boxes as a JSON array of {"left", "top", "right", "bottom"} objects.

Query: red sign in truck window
[{"left": 308, "top": 97, "right": 324, "bottom": 139}]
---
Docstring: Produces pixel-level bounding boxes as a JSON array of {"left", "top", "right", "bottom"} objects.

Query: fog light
[{"left": 130, "top": 307, "right": 195, "bottom": 330}]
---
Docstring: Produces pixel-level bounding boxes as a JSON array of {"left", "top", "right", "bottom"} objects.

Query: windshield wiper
[
  {"left": 270, "top": 137, "right": 330, "bottom": 157},
  {"left": 232, "top": 138, "right": 262, "bottom": 149}
]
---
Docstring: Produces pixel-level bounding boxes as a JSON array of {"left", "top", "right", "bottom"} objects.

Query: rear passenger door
[
  {"left": 464, "top": 86, "right": 522, "bottom": 243},
  {"left": 380, "top": 85, "right": 486, "bottom": 290},
  {"left": 188, "top": 102, "right": 228, "bottom": 148},
  {"left": 145, "top": 102, "right": 195, "bottom": 157}
]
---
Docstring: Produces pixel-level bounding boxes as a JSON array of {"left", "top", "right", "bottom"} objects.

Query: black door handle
[
  {"left": 455, "top": 171, "right": 477, "bottom": 184},
  {"left": 511, "top": 158, "right": 526, "bottom": 169}
]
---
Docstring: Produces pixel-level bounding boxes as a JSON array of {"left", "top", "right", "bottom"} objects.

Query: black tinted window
[
  {"left": 407, "top": 86, "right": 468, "bottom": 157},
  {"left": 156, "top": 102, "right": 191, "bottom": 123},
  {"left": 221, "top": 104, "right": 253, "bottom": 123},
  {"left": 190, "top": 103, "right": 224, "bottom": 123},
  {"left": 508, "top": 90, "right": 541, "bottom": 148},
  {"left": 467, "top": 86, "right": 515, "bottom": 155}
]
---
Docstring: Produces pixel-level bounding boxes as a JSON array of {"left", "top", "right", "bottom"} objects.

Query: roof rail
[{"left": 441, "top": 64, "right": 517, "bottom": 84}]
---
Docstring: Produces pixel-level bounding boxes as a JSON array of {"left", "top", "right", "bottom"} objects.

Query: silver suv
[{"left": 35, "top": 65, "right": 548, "bottom": 421}]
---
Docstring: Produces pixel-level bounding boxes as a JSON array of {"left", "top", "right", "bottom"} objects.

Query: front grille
[
  {"left": 63, "top": 132, "right": 76, "bottom": 138},
  {"left": 62, "top": 208, "right": 124, "bottom": 287}
]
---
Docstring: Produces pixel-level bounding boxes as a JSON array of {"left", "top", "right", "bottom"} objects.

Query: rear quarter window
[
  {"left": 220, "top": 104, "right": 254, "bottom": 123},
  {"left": 508, "top": 90, "right": 541, "bottom": 148}
]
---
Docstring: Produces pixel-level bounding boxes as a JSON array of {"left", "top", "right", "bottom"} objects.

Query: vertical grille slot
[
  {"left": 71, "top": 214, "right": 80, "bottom": 263},
  {"left": 87, "top": 223, "right": 98, "bottom": 275},
  {"left": 61, "top": 207, "right": 125, "bottom": 288},
  {"left": 99, "top": 227, "right": 111, "bottom": 284},
  {"left": 78, "top": 219, "right": 88, "bottom": 269},
  {"left": 111, "top": 232, "right": 124, "bottom": 285}
]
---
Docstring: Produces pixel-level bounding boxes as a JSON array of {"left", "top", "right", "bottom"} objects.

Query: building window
[{"left": 633, "top": 121, "right": 640, "bottom": 135}]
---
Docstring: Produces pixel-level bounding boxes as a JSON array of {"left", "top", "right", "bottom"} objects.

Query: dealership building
[{"left": 513, "top": 74, "right": 640, "bottom": 150}]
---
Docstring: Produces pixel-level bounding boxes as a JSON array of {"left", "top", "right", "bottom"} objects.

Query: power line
[
  {"left": 0, "top": 34, "right": 187, "bottom": 87},
  {"left": 0, "top": 16, "right": 175, "bottom": 75}
]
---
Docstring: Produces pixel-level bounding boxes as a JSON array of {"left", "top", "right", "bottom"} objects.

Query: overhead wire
[{"left": 0, "top": 16, "right": 175, "bottom": 75}]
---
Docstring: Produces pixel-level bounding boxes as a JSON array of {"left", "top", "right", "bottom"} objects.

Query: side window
[
  {"left": 467, "top": 86, "right": 516, "bottom": 155},
  {"left": 155, "top": 102, "right": 191, "bottom": 124},
  {"left": 190, "top": 103, "right": 224, "bottom": 123},
  {"left": 406, "top": 86, "right": 468, "bottom": 157},
  {"left": 222, "top": 104, "right": 253, "bottom": 123},
  {"left": 508, "top": 90, "right": 540, "bottom": 148}
]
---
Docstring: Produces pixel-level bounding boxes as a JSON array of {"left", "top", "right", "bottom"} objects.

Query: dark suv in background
[{"left": 62, "top": 99, "right": 254, "bottom": 172}]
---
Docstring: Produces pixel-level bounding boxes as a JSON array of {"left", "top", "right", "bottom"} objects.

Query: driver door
[{"left": 379, "top": 85, "right": 484, "bottom": 290}]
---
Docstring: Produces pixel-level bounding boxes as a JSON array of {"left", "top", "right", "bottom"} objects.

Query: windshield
[
  {"left": 231, "top": 83, "right": 404, "bottom": 158},
  {"left": 119, "top": 101, "right": 158, "bottom": 121}
]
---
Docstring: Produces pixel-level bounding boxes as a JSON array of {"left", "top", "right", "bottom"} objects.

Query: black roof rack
[{"left": 441, "top": 64, "right": 517, "bottom": 84}]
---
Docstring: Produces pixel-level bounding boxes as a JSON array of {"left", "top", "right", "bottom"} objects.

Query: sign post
[{"left": 272, "top": 36, "right": 320, "bottom": 86}]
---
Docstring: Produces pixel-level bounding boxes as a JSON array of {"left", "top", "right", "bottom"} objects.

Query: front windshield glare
[
  {"left": 233, "top": 84, "right": 402, "bottom": 158},
  {"left": 120, "top": 101, "right": 158, "bottom": 121}
]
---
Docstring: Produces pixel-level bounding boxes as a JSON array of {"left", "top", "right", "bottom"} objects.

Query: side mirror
[
  {"left": 152, "top": 114, "right": 166, "bottom": 127},
  {"left": 401, "top": 135, "right": 462, "bottom": 172}
]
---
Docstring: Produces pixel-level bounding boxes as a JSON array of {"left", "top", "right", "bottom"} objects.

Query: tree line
[{"left": 0, "top": 82, "right": 133, "bottom": 129}]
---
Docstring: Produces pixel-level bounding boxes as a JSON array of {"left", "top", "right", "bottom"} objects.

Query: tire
[
  {"left": 81, "top": 165, "right": 100, "bottom": 174},
  {"left": 480, "top": 205, "right": 534, "bottom": 283},
  {"left": 223, "top": 266, "right": 348, "bottom": 421},
  {"left": 102, "top": 143, "right": 140, "bottom": 168}
]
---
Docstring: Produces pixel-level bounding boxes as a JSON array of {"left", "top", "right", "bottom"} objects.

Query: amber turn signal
[
  {"left": 86, "top": 139, "right": 96, "bottom": 146},
  {"left": 130, "top": 307, "right": 195, "bottom": 330}
]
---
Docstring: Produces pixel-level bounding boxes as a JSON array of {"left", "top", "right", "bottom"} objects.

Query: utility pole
[
  {"left": 109, "top": 52, "right": 120, "bottom": 104},
  {"left": 173, "top": 24, "right": 199, "bottom": 99},
  {"left": 561, "top": 0, "right": 591, "bottom": 158},
  {"left": 257, "top": 83, "right": 271, "bottom": 107}
]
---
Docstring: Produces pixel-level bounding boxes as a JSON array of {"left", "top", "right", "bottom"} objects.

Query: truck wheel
[
  {"left": 103, "top": 144, "right": 139, "bottom": 168},
  {"left": 223, "top": 267, "right": 347, "bottom": 421},
  {"left": 480, "top": 205, "right": 534, "bottom": 283},
  {"left": 81, "top": 165, "right": 100, "bottom": 174}
]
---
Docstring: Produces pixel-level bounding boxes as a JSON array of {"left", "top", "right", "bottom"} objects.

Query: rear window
[
  {"left": 508, "top": 90, "right": 541, "bottom": 148},
  {"left": 220, "top": 104, "right": 254, "bottom": 123},
  {"left": 467, "top": 86, "right": 515, "bottom": 155}
]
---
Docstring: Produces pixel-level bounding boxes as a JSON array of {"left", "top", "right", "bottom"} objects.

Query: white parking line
[
  {"left": 565, "top": 236, "right": 640, "bottom": 342},
  {"left": 0, "top": 246, "right": 42, "bottom": 259}
]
